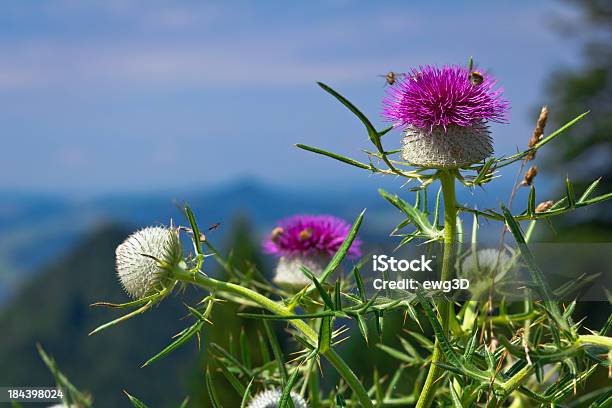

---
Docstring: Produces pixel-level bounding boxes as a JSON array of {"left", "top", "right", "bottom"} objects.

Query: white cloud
[{"left": 0, "top": 1, "right": 578, "bottom": 92}]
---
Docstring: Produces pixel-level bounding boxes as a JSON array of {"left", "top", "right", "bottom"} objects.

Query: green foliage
[
  {"left": 17, "top": 58, "right": 611, "bottom": 407},
  {"left": 544, "top": 0, "right": 612, "bottom": 238}
]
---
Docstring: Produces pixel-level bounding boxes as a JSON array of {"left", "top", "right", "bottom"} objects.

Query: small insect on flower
[
  {"left": 247, "top": 389, "right": 309, "bottom": 408},
  {"left": 270, "top": 226, "right": 284, "bottom": 243},
  {"left": 115, "top": 227, "right": 183, "bottom": 299},
  {"left": 263, "top": 215, "right": 362, "bottom": 288},
  {"left": 468, "top": 70, "right": 484, "bottom": 86}
]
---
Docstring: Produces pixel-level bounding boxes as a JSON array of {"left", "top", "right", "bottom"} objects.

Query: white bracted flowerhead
[
  {"left": 460, "top": 248, "right": 513, "bottom": 298},
  {"left": 401, "top": 123, "right": 493, "bottom": 168},
  {"left": 274, "top": 252, "right": 331, "bottom": 288},
  {"left": 247, "top": 389, "right": 309, "bottom": 408},
  {"left": 116, "top": 226, "right": 183, "bottom": 299}
]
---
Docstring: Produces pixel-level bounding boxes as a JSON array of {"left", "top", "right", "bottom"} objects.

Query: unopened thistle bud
[
  {"left": 116, "top": 227, "right": 183, "bottom": 299},
  {"left": 527, "top": 106, "right": 549, "bottom": 160},
  {"left": 382, "top": 65, "right": 509, "bottom": 168},
  {"left": 263, "top": 215, "right": 361, "bottom": 288},
  {"left": 247, "top": 389, "right": 309, "bottom": 408},
  {"left": 521, "top": 165, "right": 538, "bottom": 186},
  {"left": 535, "top": 200, "right": 554, "bottom": 213}
]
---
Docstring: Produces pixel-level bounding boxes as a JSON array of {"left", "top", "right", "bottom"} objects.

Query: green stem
[
  {"left": 578, "top": 334, "right": 612, "bottom": 349},
  {"left": 416, "top": 170, "right": 457, "bottom": 408},
  {"left": 171, "top": 268, "right": 374, "bottom": 408},
  {"left": 501, "top": 364, "right": 535, "bottom": 394}
]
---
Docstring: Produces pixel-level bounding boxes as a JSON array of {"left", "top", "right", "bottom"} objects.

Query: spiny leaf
[
  {"left": 296, "top": 144, "right": 370, "bottom": 170},
  {"left": 528, "top": 185, "right": 536, "bottom": 215},
  {"left": 379, "top": 189, "right": 438, "bottom": 238},
  {"left": 448, "top": 380, "right": 464, "bottom": 408},
  {"left": 240, "top": 328, "right": 251, "bottom": 369},
  {"left": 318, "top": 315, "right": 333, "bottom": 354},
  {"left": 579, "top": 177, "right": 601, "bottom": 202},
  {"left": 217, "top": 360, "right": 246, "bottom": 395},
  {"left": 334, "top": 280, "right": 342, "bottom": 311},
  {"left": 376, "top": 344, "right": 415, "bottom": 364},
  {"left": 501, "top": 205, "right": 569, "bottom": 334},
  {"left": 142, "top": 317, "right": 206, "bottom": 367},
  {"left": 238, "top": 311, "right": 339, "bottom": 320},
  {"left": 124, "top": 391, "right": 149, "bottom": 408},
  {"left": 317, "top": 82, "right": 381, "bottom": 149},
  {"left": 565, "top": 176, "right": 576, "bottom": 208},
  {"left": 184, "top": 205, "right": 203, "bottom": 255},
  {"left": 257, "top": 330, "right": 271, "bottom": 364},
  {"left": 210, "top": 343, "right": 253, "bottom": 378},
  {"left": 279, "top": 363, "right": 303, "bottom": 408},
  {"left": 356, "top": 314, "right": 369, "bottom": 344},
  {"left": 205, "top": 367, "right": 222, "bottom": 408},
  {"left": 353, "top": 267, "right": 366, "bottom": 302},
  {"left": 240, "top": 378, "right": 255, "bottom": 408},
  {"left": 416, "top": 293, "right": 462, "bottom": 367},
  {"left": 263, "top": 321, "right": 288, "bottom": 382},
  {"left": 303, "top": 269, "right": 335, "bottom": 310}
]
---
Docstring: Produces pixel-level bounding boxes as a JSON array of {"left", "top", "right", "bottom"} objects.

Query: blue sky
[{"left": 0, "top": 0, "right": 584, "bottom": 195}]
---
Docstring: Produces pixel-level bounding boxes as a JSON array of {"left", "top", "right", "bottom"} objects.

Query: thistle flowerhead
[
  {"left": 247, "top": 389, "right": 309, "bottom": 408},
  {"left": 459, "top": 248, "right": 513, "bottom": 299},
  {"left": 382, "top": 65, "right": 509, "bottom": 168},
  {"left": 115, "top": 226, "right": 183, "bottom": 299},
  {"left": 263, "top": 215, "right": 361, "bottom": 287}
]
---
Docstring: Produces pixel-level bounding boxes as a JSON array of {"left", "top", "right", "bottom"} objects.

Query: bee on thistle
[{"left": 469, "top": 70, "right": 484, "bottom": 85}]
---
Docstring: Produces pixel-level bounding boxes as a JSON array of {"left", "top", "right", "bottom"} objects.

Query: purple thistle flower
[
  {"left": 382, "top": 65, "right": 509, "bottom": 130},
  {"left": 263, "top": 215, "right": 362, "bottom": 259}
]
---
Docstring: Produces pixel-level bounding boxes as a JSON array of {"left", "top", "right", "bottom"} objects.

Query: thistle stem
[
  {"left": 577, "top": 334, "right": 612, "bottom": 349},
  {"left": 416, "top": 170, "right": 457, "bottom": 408},
  {"left": 171, "top": 268, "right": 374, "bottom": 408}
]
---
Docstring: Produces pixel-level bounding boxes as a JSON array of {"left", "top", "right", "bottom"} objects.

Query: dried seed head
[
  {"left": 401, "top": 123, "right": 493, "bottom": 168},
  {"left": 535, "top": 200, "right": 554, "bottom": 213},
  {"left": 247, "top": 389, "right": 309, "bottom": 408},
  {"left": 115, "top": 227, "right": 182, "bottom": 299},
  {"left": 521, "top": 166, "right": 538, "bottom": 186},
  {"left": 527, "top": 106, "right": 549, "bottom": 160}
]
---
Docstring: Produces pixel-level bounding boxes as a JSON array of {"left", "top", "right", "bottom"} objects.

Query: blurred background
[{"left": 0, "top": 0, "right": 610, "bottom": 406}]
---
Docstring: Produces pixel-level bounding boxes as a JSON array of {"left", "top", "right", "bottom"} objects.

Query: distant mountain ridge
[{"left": 0, "top": 176, "right": 527, "bottom": 305}]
